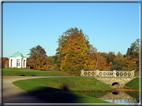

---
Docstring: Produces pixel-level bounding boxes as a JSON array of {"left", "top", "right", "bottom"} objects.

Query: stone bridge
[{"left": 80, "top": 70, "right": 135, "bottom": 88}]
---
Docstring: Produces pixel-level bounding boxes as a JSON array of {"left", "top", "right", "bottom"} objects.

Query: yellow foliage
[
  {"left": 124, "top": 55, "right": 138, "bottom": 71},
  {"left": 60, "top": 32, "right": 89, "bottom": 75}
]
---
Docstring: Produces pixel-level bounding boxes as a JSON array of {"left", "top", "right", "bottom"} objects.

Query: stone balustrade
[{"left": 81, "top": 70, "right": 135, "bottom": 78}]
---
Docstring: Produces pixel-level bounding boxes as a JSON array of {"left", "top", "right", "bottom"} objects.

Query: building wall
[{"left": 9, "top": 57, "right": 27, "bottom": 68}]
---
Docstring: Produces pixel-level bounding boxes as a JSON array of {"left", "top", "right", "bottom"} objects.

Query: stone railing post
[
  {"left": 131, "top": 70, "right": 135, "bottom": 78},
  {"left": 96, "top": 69, "right": 99, "bottom": 77},
  {"left": 81, "top": 70, "right": 84, "bottom": 76},
  {"left": 113, "top": 70, "right": 116, "bottom": 77}
]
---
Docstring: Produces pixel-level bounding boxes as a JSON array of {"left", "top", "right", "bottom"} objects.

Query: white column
[
  {"left": 15, "top": 58, "right": 17, "bottom": 67},
  {"left": 25, "top": 59, "right": 26, "bottom": 68},
  {"left": 20, "top": 59, "right": 21, "bottom": 68},
  {"left": 96, "top": 70, "right": 99, "bottom": 77},
  {"left": 81, "top": 70, "right": 84, "bottom": 76},
  {"left": 9, "top": 58, "right": 11, "bottom": 67},
  {"left": 21, "top": 59, "right": 23, "bottom": 68},
  {"left": 131, "top": 70, "right": 135, "bottom": 78},
  {"left": 113, "top": 70, "right": 116, "bottom": 77}
]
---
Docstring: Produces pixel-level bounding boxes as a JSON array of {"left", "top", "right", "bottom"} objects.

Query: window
[{"left": 17, "top": 59, "right": 20, "bottom": 66}]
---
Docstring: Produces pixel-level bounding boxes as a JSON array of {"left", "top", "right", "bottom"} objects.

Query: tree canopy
[
  {"left": 19, "top": 27, "right": 139, "bottom": 76},
  {"left": 60, "top": 32, "right": 89, "bottom": 75},
  {"left": 27, "top": 45, "right": 47, "bottom": 70}
]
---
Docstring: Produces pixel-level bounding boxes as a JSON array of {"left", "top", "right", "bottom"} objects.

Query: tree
[
  {"left": 124, "top": 55, "right": 138, "bottom": 71},
  {"left": 85, "top": 46, "right": 98, "bottom": 70},
  {"left": 28, "top": 45, "right": 47, "bottom": 70},
  {"left": 109, "top": 62, "right": 113, "bottom": 67},
  {"left": 4, "top": 59, "right": 9, "bottom": 68},
  {"left": 126, "top": 39, "right": 139, "bottom": 71},
  {"left": 56, "top": 27, "right": 91, "bottom": 71},
  {"left": 126, "top": 39, "right": 139, "bottom": 58},
  {"left": 110, "top": 51, "right": 124, "bottom": 71},
  {"left": 2, "top": 57, "right": 8, "bottom": 68},
  {"left": 114, "top": 51, "right": 124, "bottom": 63},
  {"left": 45, "top": 56, "right": 53, "bottom": 70},
  {"left": 106, "top": 52, "right": 116, "bottom": 66},
  {"left": 95, "top": 52, "right": 107, "bottom": 70},
  {"left": 60, "top": 32, "right": 89, "bottom": 76},
  {"left": 53, "top": 64, "right": 58, "bottom": 71}
]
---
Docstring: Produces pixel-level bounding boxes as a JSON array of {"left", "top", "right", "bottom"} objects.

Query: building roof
[{"left": 9, "top": 52, "right": 27, "bottom": 58}]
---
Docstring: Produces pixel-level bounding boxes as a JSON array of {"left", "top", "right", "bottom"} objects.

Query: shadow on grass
[
  {"left": 20, "top": 74, "right": 25, "bottom": 76},
  {"left": 28, "top": 86, "right": 85, "bottom": 103}
]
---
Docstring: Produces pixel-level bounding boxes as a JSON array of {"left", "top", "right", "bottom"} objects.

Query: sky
[{"left": 3, "top": 2, "right": 139, "bottom": 58}]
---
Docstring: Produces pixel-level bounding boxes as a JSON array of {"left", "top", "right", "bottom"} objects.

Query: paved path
[{"left": 3, "top": 76, "right": 71, "bottom": 103}]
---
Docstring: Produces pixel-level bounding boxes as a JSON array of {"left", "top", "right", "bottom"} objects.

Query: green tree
[
  {"left": 126, "top": 39, "right": 139, "bottom": 71},
  {"left": 110, "top": 51, "right": 124, "bottom": 71},
  {"left": 106, "top": 52, "right": 116, "bottom": 66},
  {"left": 126, "top": 39, "right": 139, "bottom": 59}
]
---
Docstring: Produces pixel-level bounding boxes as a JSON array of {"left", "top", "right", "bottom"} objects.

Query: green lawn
[
  {"left": 3, "top": 68, "right": 71, "bottom": 76},
  {"left": 125, "top": 91, "right": 139, "bottom": 99},
  {"left": 13, "top": 77, "right": 117, "bottom": 103},
  {"left": 123, "top": 78, "right": 140, "bottom": 89}
]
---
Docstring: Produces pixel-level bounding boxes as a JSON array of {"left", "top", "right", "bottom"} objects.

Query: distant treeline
[{"left": 2, "top": 27, "right": 140, "bottom": 76}]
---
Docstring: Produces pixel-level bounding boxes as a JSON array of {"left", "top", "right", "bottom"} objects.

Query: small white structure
[{"left": 9, "top": 52, "right": 27, "bottom": 68}]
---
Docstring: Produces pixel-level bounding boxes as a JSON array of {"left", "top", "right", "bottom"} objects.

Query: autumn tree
[
  {"left": 50, "top": 55, "right": 58, "bottom": 70},
  {"left": 4, "top": 59, "right": 9, "bottom": 68},
  {"left": 106, "top": 52, "right": 116, "bottom": 66},
  {"left": 110, "top": 51, "right": 124, "bottom": 70},
  {"left": 45, "top": 56, "right": 53, "bottom": 70},
  {"left": 109, "top": 62, "right": 113, "bottom": 67},
  {"left": 2, "top": 57, "right": 8, "bottom": 68},
  {"left": 85, "top": 46, "right": 98, "bottom": 70},
  {"left": 124, "top": 55, "right": 138, "bottom": 71},
  {"left": 60, "top": 32, "right": 89, "bottom": 76},
  {"left": 27, "top": 45, "right": 47, "bottom": 70},
  {"left": 114, "top": 51, "right": 124, "bottom": 63},
  {"left": 126, "top": 39, "right": 139, "bottom": 58},
  {"left": 56, "top": 27, "right": 91, "bottom": 71},
  {"left": 95, "top": 52, "right": 107, "bottom": 70},
  {"left": 126, "top": 39, "right": 139, "bottom": 71}
]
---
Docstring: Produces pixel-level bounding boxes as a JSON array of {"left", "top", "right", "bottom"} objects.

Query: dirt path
[{"left": 3, "top": 76, "right": 70, "bottom": 103}]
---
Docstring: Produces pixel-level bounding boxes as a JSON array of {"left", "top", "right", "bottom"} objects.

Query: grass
[
  {"left": 125, "top": 91, "right": 139, "bottom": 99},
  {"left": 123, "top": 78, "right": 140, "bottom": 89},
  {"left": 123, "top": 78, "right": 140, "bottom": 99},
  {"left": 3, "top": 68, "right": 71, "bottom": 76},
  {"left": 13, "top": 77, "right": 117, "bottom": 103}
]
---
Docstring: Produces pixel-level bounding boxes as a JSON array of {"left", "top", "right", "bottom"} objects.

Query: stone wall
[
  {"left": 95, "top": 77, "right": 135, "bottom": 88},
  {"left": 80, "top": 70, "right": 135, "bottom": 88}
]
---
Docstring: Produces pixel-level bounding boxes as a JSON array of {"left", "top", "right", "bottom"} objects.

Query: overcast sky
[{"left": 3, "top": 2, "right": 139, "bottom": 57}]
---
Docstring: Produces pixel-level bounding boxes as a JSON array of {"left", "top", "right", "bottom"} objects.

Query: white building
[{"left": 9, "top": 52, "right": 27, "bottom": 68}]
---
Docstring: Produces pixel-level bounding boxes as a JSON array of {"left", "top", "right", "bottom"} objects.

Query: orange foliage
[
  {"left": 96, "top": 53, "right": 107, "bottom": 70},
  {"left": 2, "top": 57, "right": 8, "bottom": 68},
  {"left": 85, "top": 52, "right": 107, "bottom": 71},
  {"left": 109, "top": 62, "right": 113, "bottom": 67}
]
